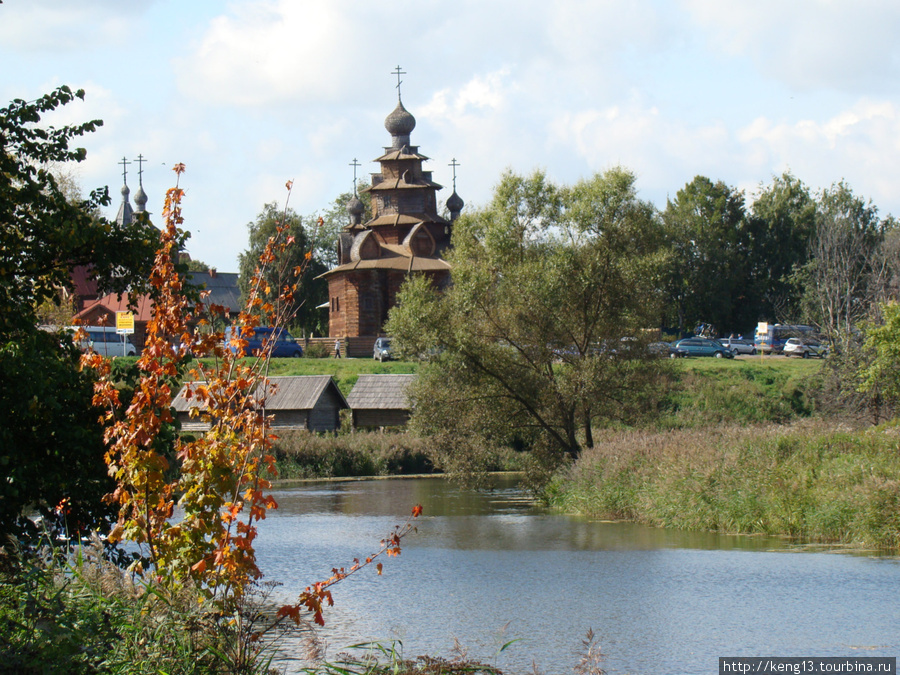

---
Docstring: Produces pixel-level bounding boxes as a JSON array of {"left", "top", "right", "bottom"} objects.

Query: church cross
[
  {"left": 350, "top": 158, "right": 361, "bottom": 195},
  {"left": 449, "top": 158, "right": 460, "bottom": 191},
  {"left": 392, "top": 65, "right": 406, "bottom": 101},
  {"left": 119, "top": 156, "right": 131, "bottom": 185},
  {"left": 134, "top": 154, "right": 146, "bottom": 186}
]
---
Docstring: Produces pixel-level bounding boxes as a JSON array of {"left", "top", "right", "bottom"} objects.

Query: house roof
[
  {"left": 173, "top": 375, "right": 348, "bottom": 413},
  {"left": 346, "top": 374, "right": 416, "bottom": 410},
  {"left": 73, "top": 292, "right": 155, "bottom": 323},
  {"left": 187, "top": 271, "right": 242, "bottom": 315},
  {"left": 73, "top": 271, "right": 241, "bottom": 324}
]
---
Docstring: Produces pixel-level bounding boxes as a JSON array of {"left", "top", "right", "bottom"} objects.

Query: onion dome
[
  {"left": 385, "top": 100, "right": 416, "bottom": 149},
  {"left": 133, "top": 184, "right": 148, "bottom": 213},
  {"left": 446, "top": 190, "right": 464, "bottom": 222},
  {"left": 346, "top": 194, "right": 365, "bottom": 226},
  {"left": 116, "top": 184, "right": 134, "bottom": 226}
]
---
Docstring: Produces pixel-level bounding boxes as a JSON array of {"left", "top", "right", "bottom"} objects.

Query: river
[{"left": 254, "top": 476, "right": 899, "bottom": 675}]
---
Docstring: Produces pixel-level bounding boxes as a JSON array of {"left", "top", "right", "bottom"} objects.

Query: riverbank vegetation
[{"left": 544, "top": 421, "right": 900, "bottom": 550}]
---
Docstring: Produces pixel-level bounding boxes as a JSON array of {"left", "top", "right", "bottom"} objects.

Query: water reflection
[{"left": 256, "top": 477, "right": 899, "bottom": 675}]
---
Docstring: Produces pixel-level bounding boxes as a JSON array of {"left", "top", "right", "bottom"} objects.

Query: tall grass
[
  {"left": 270, "top": 430, "right": 525, "bottom": 479},
  {"left": 0, "top": 537, "right": 281, "bottom": 674},
  {"left": 271, "top": 430, "right": 435, "bottom": 479},
  {"left": 545, "top": 420, "right": 900, "bottom": 550}
]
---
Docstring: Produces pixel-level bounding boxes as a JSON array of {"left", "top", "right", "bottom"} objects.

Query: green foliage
[
  {"left": 657, "top": 358, "right": 819, "bottom": 428},
  {"left": 661, "top": 176, "right": 749, "bottom": 334},
  {"left": 0, "top": 86, "right": 158, "bottom": 547},
  {"left": 0, "top": 331, "right": 118, "bottom": 544},
  {"left": 747, "top": 173, "right": 817, "bottom": 322},
  {"left": 238, "top": 202, "right": 329, "bottom": 335},
  {"left": 0, "top": 538, "right": 272, "bottom": 675},
  {"left": 0, "top": 86, "right": 158, "bottom": 334},
  {"left": 270, "top": 430, "right": 436, "bottom": 479},
  {"left": 313, "top": 182, "right": 372, "bottom": 268},
  {"left": 796, "top": 180, "right": 890, "bottom": 345},
  {"left": 388, "top": 168, "right": 670, "bottom": 474},
  {"left": 547, "top": 422, "right": 900, "bottom": 550},
  {"left": 858, "top": 301, "right": 900, "bottom": 414}
]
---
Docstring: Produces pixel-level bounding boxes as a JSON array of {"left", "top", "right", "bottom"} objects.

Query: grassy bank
[
  {"left": 656, "top": 356, "right": 821, "bottom": 428},
  {"left": 544, "top": 420, "right": 900, "bottom": 550}
]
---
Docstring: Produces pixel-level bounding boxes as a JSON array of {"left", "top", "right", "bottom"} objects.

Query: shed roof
[
  {"left": 346, "top": 374, "right": 416, "bottom": 410},
  {"left": 173, "top": 375, "right": 348, "bottom": 413}
]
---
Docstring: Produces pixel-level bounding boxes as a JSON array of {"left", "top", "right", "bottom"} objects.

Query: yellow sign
[{"left": 116, "top": 311, "right": 135, "bottom": 334}]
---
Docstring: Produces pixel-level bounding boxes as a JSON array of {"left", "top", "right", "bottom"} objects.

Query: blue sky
[{"left": 4, "top": 0, "right": 900, "bottom": 272}]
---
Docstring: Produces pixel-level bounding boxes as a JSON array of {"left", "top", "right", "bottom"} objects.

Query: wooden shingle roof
[
  {"left": 263, "top": 375, "right": 348, "bottom": 410},
  {"left": 346, "top": 374, "right": 416, "bottom": 410},
  {"left": 173, "top": 375, "right": 348, "bottom": 412}
]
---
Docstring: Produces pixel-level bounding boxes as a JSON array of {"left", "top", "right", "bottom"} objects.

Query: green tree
[
  {"left": 857, "top": 301, "right": 900, "bottom": 421},
  {"left": 661, "top": 176, "right": 749, "bottom": 335},
  {"left": 387, "top": 168, "right": 669, "bottom": 474},
  {"left": 747, "top": 173, "right": 817, "bottom": 322},
  {"left": 0, "top": 86, "right": 159, "bottom": 545},
  {"left": 798, "top": 181, "right": 889, "bottom": 346},
  {"left": 312, "top": 182, "right": 372, "bottom": 269},
  {"left": 237, "top": 202, "right": 329, "bottom": 336}
]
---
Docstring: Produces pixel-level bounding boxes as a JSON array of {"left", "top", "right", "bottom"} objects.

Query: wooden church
[{"left": 322, "top": 79, "right": 464, "bottom": 340}]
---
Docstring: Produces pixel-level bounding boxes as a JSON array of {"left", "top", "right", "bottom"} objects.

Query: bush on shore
[
  {"left": 0, "top": 537, "right": 277, "bottom": 675},
  {"left": 271, "top": 430, "right": 435, "bottom": 479},
  {"left": 270, "top": 429, "right": 526, "bottom": 479},
  {"left": 543, "top": 420, "right": 900, "bottom": 550}
]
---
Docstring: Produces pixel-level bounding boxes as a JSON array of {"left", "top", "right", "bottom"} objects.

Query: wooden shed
[
  {"left": 173, "top": 375, "right": 348, "bottom": 433},
  {"left": 346, "top": 374, "right": 416, "bottom": 428}
]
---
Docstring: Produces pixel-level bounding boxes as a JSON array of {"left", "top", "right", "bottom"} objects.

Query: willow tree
[{"left": 387, "top": 168, "right": 669, "bottom": 476}]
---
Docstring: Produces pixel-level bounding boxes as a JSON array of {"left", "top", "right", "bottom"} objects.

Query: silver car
[
  {"left": 783, "top": 337, "right": 827, "bottom": 358},
  {"left": 373, "top": 337, "right": 393, "bottom": 361},
  {"left": 721, "top": 337, "right": 757, "bottom": 355}
]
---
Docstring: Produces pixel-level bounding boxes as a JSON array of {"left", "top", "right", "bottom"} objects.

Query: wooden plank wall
[{"left": 303, "top": 336, "right": 377, "bottom": 359}]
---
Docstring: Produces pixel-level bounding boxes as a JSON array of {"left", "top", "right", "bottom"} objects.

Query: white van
[{"left": 69, "top": 326, "right": 138, "bottom": 357}]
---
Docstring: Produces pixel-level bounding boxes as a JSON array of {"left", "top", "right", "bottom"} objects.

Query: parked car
[
  {"left": 373, "top": 337, "right": 394, "bottom": 361},
  {"left": 224, "top": 326, "right": 303, "bottom": 358},
  {"left": 721, "top": 337, "right": 757, "bottom": 355},
  {"left": 69, "top": 325, "right": 137, "bottom": 357},
  {"left": 647, "top": 341, "right": 672, "bottom": 356},
  {"left": 782, "top": 337, "right": 827, "bottom": 358},
  {"left": 670, "top": 337, "right": 735, "bottom": 359}
]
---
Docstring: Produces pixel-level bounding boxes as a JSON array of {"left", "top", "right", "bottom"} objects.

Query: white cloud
[
  {"left": 680, "top": 0, "right": 900, "bottom": 93},
  {"left": 0, "top": 1, "right": 152, "bottom": 51},
  {"left": 175, "top": 1, "right": 376, "bottom": 106}
]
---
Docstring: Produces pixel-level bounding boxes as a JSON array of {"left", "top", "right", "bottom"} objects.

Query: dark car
[
  {"left": 225, "top": 326, "right": 303, "bottom": 358},
  {"left": 671, "top": 337, "right": 734, "bottom": 359}
]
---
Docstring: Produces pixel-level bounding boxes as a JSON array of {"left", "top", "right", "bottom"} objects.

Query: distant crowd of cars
[
  {"left": 660, "top": 334, "right": 828, "bottom": 359},
  {"left": 68, "top": 324, "right": 828, "bottom": 362}
]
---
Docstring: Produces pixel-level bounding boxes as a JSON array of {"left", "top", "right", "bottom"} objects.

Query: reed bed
[{"left": 546, "top": 420, "right": 900, "bottom": 551}]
